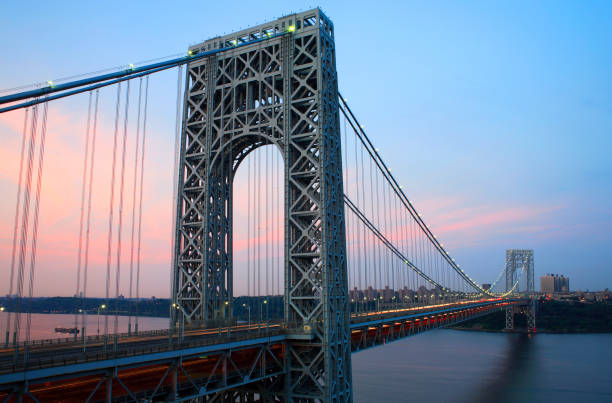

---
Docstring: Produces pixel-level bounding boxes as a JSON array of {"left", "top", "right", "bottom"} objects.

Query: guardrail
[{"left": 0, "top": 326, "right": 284, "bottom": 376}]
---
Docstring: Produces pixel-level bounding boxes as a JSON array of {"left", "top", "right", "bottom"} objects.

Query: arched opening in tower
[{"left": 232, "top": 144, "right": 284, "bottom": 323}]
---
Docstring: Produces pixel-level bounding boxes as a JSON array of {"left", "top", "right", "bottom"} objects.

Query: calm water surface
[
  {"left": 1, "top": 314, "right": 610, "bottom": 402},
  {"left": 352, "top": 329, "right": 612, "bottom": 403},
  {"left": 0, "top": 311, "right": 168, "bottom": 341}
]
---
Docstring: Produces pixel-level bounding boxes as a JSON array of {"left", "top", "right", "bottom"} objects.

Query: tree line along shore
[{"left": 452, "top": 299, "right": 612, "bottom": 333}]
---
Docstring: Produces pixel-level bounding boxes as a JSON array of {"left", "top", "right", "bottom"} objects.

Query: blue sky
[{"left": 0, "top": 1, "right": 611, "bottom": 295}]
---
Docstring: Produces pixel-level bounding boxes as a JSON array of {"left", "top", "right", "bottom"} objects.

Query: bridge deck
[{"left": 0, "top": 298, "right": 521, "bottom": 402}]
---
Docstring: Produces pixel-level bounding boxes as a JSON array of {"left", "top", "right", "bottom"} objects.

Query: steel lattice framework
[
  {"left": 172, "top": 9, "right": 352, "bottom": 402},
  {"left": 504, "top": 249, "right": 536, "bottom": 331}
]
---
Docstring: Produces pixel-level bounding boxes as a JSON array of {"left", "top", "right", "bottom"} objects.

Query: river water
[
  {"left": 0, "top": 311, "right": 168, "bottom": 341},
  {"left": 1, "top": 313, "right": 610, "bottom": 402},
  {"left": 352, "top": 329, "right": 612, "bottom": 403}
]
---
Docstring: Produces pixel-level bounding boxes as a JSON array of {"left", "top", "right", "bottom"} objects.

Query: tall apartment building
[{"left": 540, "top": 273, "right": 569, "bottom": 293}]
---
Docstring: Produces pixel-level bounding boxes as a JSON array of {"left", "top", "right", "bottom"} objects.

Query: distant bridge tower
[
  {"left": 504, "top": 249, "right": 536, "bottom": 332},
  {"left": 171, "top": 9, "right": 352, "bottom": 401}
]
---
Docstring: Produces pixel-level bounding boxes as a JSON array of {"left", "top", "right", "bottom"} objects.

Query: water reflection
[{"left": 470, "top": 333, "right": 534, "bottom": 403}]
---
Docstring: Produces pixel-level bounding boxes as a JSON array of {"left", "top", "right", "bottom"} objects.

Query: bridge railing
[
  {"left": 4, "top": 328, "right": 171, "bottom": 350},
  {"left": 1, "top": 325, "right": 284, "bottom": 375}
]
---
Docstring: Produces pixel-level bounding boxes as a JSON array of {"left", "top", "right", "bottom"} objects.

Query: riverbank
[{"left": 452, "top": 299, "right": 612, "bottom": 333}]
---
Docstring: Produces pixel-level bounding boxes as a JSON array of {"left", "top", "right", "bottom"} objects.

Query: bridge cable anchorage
[
  {"left": 338, "top": 95, "right": 491, "bottom": 296},
  {"left": 0, "top": 31, "right": 291, "bottom": 113},
  {"left": 114, "top": 80, "right": 131, "bottom": 347},
  {"left": 105, "top": 82, "right": 122, "bottom": 341},
  {"left": 13, "top": 103, "right": 39, "bottom": 349},
  {"left": 25, "top": 100, "right": 48, "bottom": 347},
  {"left": 135, "top": 76, "right": 150, "bottom": 333},
  {"left": 128, "top": 78, "right": 144, "bottom": 336},
  {"left": 82, "top": 89, "right": 100, "bottom": 342},
  {"left": 4, "top": 107, "right": 28, "bottom": 347},
  {"left": 74, "top": 91, "right": 93, "bottom": 340}
]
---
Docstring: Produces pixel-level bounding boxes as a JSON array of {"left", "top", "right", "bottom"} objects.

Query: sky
[{"left": 0, "top": 0, "right": 611, "bottom": 297}]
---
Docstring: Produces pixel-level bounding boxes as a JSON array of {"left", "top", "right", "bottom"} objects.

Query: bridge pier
[
  {"left": 172, "top": 8, "right": 352, "bottom": 402},
  {"left": 504, "top": 250, "right": 536, "bottom": 333},
  {"left": 504, "top": 300, "right": 536, "bottom": 333}
]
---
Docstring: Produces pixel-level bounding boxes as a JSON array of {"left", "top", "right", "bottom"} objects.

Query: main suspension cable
[{"left": 339, "top": 96, "right": 490, "bottom": 295}]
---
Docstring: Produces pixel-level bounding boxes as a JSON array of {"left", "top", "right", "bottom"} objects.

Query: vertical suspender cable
[
  {"left": 25, "top": 101, "right": 48, "bottom": 346},
  {"left": 375, "top": 156, "right": 382, "bottom": 289},
  {"left": 368, "top": 152, "right": 376, "bottom": 292},
  {"left": 395, "top": 196, "right": 402, "bottom": 296},
  {"left": 4, "top": 107, "right": 28, "bottom": 347},
  {"left": 342, "top": 117, "right": 350, "bottom": 293},
  {"left": 105, "top": 83, "right": 122, "bottom": 339},
  {"left": 13, "top": 104, "right": 39, "bottom": 347},
  {"left": 128, "top": 79, "right": 143, "bottom": 335},
  {"left": 256, "top": 148, "right": 259, "bottom": 302},
  {"left": 114, "top": 81, "right": 131, "bottom": 342},
  {"left": 247, "top": 152, "right": 251, "bottom": 301},
  {"left": 277, "top": 144, "right": 281, "bottom": 297},
  {"left": 228, "top": 114, "right": 233, "bottom": 320},
  {"left": 74, "top": 92, "right": 93, "bottom": 338},
  {"left": 269, "top": 145, "right": 274, "bottom": 299},
  {"left": 352, "top": 125, "right": 362, "bottom": 293},
  {"left": 82, "top": 90, "right": 100, "bottom": 339},
  {"left": 359, "top": 144, "right": 369, "bottom": 290},
  {"left": 265, "top": 145, "right": 269, "bottom": 309},
  {"left": 170, "top": 66, "right": 183, "bottom": 334},
  {"left": 135, "top": 76, "right": 149, "bottom": 333}
]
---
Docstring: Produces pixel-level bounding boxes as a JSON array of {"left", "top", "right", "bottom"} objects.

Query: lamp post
[
  {"left": 97, "top": 304, "right": 106, "bottom": 335},
  {"left": 242, "top": 304, "right": 251, "bottom": 326},
  {"left": 263, "top": 299, "right": 268, "bottom": 323}
]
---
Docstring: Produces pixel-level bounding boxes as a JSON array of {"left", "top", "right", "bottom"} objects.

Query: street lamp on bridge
[{"left": 97, "top": 304, "right": 106, "bottom": 335}]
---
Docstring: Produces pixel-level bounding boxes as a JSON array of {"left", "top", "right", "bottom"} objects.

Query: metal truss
[
  {"left": 350, "top": 300, "right": 517, "bottom": 352},
  {"left": 0, "top": 339, "right": 285, "bottom": 402},
  {"left": 504, "top": 250, "right": 536, "bottom": 332},
  {"left": 173, "top": 8, "right": 352, "bottom": 402}
]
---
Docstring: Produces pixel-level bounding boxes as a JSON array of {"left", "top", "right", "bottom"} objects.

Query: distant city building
[
  {"left": 540, "top": 273, "right": 569, "bottom": 293},
  {"left": 482, "top": 283, "right": 491, "bottom": 291}
]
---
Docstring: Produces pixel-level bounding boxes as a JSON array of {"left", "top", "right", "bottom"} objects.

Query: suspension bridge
[{"left": 0, "top": 8, "right": 536, "bottom": 403}]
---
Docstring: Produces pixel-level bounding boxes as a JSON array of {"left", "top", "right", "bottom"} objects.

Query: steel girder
[{"left": 173, "top": 9, "right": 352, "bottom": 402}]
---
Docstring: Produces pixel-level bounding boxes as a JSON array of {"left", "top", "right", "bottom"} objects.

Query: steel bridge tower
[
  {"left": 504, "top": 249, "right": 536, "bottom": 332},
  {"left": 171, "top": 9, "right": 352, "bottom": 402}
]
